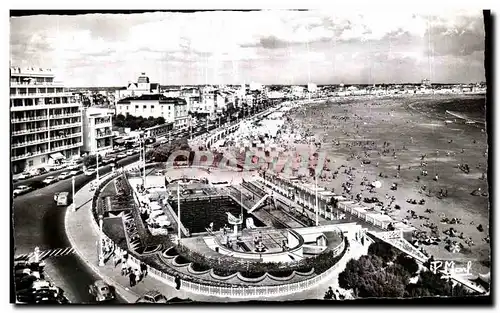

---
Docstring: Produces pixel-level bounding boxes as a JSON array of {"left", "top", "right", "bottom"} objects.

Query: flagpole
[
  {"left": 315, "top": 174, "right": 319, "bottom": 226},
  {"left": 177, "top": 182, "right": 181, "bottom": 239}
]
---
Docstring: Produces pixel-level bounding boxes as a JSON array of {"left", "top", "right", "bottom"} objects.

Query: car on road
[
  {"left": 17, "top": 172, "right": 32, "bottom": 180},
  {"left": 54, "top": 192, "right": 69, "bottom": 206},
  {"left": 50, "top": 164, "right": 66, "bottom": 171},
  {"left": 13, "top": 185, "right": 32, "bottom": 197},
  {"left": 69, "top": 170, "right": 80, "bottom": 176},
  {"left": 84, "top": 167, "right": 96, "bottom": 176},
  {"left": 133, "top": 148, "right": 141, "bottom": 154},
  {"left": 42, "top": 176, "right": 58, "bottom": 185},
  {"left": 116, "top": 153, "right": 127, "bottom": 159},
  {"left": 29, "top": 181, "right": 46, "bottom": 191},
  {"left": 126, "top": 150, "right": 134, "bottom": 156},
  {"left": 58, "top": 172, "right": 71, "bottom": 180},
  {"left": 88, "top": 280, "right": 115, "bottom": 302},
  {"left": 135, "top": 290, "right": 168, "bottom": 304},
  {"left": 67, "top": 163, "right": 81, "bottom": 170}
]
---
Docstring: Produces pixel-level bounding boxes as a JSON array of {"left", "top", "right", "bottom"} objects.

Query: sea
[{"left": 409, "top": 95, "right": 487, "bottom": 124}]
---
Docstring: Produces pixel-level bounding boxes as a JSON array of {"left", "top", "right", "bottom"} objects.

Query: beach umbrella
[{"left": 372, "top": 181, "right": 382, "bottom": 188}]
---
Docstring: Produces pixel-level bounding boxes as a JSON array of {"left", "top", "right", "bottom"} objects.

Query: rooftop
[{"left": 117, "top": 94, "right": 187, "bottom": 105}]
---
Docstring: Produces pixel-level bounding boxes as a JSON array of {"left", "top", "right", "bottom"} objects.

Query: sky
[{"left": 10, "top": 10, "right": 486, "bottom": 87}]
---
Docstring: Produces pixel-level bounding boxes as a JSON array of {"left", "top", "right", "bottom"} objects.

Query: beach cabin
[
  {"left": 351, "top": 206, "right": 368, "bottom": 220},
  {"left": 337, "top": 200, "right": 355, "bottom": 211}
]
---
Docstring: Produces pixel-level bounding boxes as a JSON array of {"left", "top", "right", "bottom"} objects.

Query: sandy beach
[{"left": 285, "top": 94, "right": 490, "bottom": 274}]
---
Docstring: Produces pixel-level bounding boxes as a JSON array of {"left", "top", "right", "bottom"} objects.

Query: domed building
[{"left": 115, "top": 73, "right": 160, "bottom": 100}]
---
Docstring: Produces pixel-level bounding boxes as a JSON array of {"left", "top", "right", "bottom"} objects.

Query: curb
[{"left": 64, "top": 166, "right": 142, "bottom": 303}]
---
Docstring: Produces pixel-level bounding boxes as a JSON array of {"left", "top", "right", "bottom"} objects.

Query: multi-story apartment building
[
  {"left": 115, "top": 95, "right": 189, "bottom": 129},
  {"left": 10, "top": 67, "right": 83, "bottom": 174},
  {"left": 82, "top": 107, "right": 114, "bottom": 156}
]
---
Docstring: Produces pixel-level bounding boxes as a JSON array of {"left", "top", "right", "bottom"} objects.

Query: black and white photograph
[{"left": 8, "top": 5, "right": 493, "bottom": 306}]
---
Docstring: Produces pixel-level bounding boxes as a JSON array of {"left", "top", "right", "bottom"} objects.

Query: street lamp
[
  {"left": 98, "top": 214, "right": 105, "bottom": 266},
  {"left": 96, "top": 153, "right": 100, "bottom": 184},
  {"left": 143, "top": 139, "right": 146, "bottom": 186},
  {"left": 71, "top": 176, "right": 76, "bottom": 212}
]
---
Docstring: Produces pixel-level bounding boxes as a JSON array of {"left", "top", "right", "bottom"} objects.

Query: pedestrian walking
[
  {"left": 175, "top": 275, "right": 181, "bottom": 290},
  {"left": 135, "top": 268, "right": 141, "bottom": 284},
  {"left": 129, "top": 272, "right": 136, "bottom": 287},
  {"left": 140, "top": 262, "right": 148, "bottom": 278},
  {"left": 121, "top": 262, "right": 127, "bottom": 276}
]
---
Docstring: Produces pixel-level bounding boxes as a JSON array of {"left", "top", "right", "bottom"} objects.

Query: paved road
[
  {"left": 12, "top": 154, "right": 141, "bottom": 304},
  {"left": 11, "top": 107, "right": 273, "bottom": 303}
]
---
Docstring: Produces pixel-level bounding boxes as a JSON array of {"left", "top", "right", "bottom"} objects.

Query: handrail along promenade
[{"left": 88, "top": 167, "right": 352, "bottom": 298}]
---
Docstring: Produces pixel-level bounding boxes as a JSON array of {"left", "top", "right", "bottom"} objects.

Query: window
[
  {"left": 143, "top": 105, "right": 147, "bottom": 109},
  {"left": 41, "top": 157, "right": 45, "bottom": 163},
  {"left": 151, "top": 105, "right": 155, "bottom": 109},
  {"left": 135, "top": 105, "right": 139, "bottom": 109},
  {"left": 28, "top": 160, "right": 33, "bottom": 167}
]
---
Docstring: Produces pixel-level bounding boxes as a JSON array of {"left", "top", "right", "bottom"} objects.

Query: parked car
[
  {"left": 17, "top": 172, "right": 32, "bottom": 180},
  {"left": 67, "top": 163, "right": 80, "bottom": 170},
  {"left": 42, "top": 176, "right": 58, "bottom": 185},
  {"left": 58, "top": 172, "right": 71, "bottom": 180},
  {"left": 69, "top": 170, "right": 80, "bottom": 177},
  {"left": 29, "top": 181, "right": 46, "bottom": 190},
  {"left": 54, "top": 192, "right": 69, "bottom": 206},
  {"left": 13, "top": 185, "right": 32, "bottom": 197},
  {"left": 135, "top": 290, "right": 168, "bottom": 304},
  {"left": 29, "top": 167, "right": 47, "bottom": 176},
  {"left": 14, "top": 261, "right": 45, "bottom": 272},
  {"left": 88, "top": 280, "right": 115, "bottom": 302},
  {"left": 84, "top": 167, "right": 96, "bottom": 176},
  {"left": 126, "top": 150, "right": 134, "bottom": 156},
  {"left": 116, "top": 153, "right": 127, "bottom": 159}
]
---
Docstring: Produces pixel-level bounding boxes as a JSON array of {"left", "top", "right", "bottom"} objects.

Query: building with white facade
[
  {"left": 180, "top": 87, "right": 202, "bottom": 113},
  {"left": 82, "top": 107, "right": 114, "bottom": 156},
  {"left": 249, "top": 82, "right": 263, "bottom": 91},
  {"left": 10, "top": 67, "right": 83, "bottom": 174},
  {"left": 115, "top": 95, "right": 189, "bottom": 129},
  {"left": 307, "top": 83, "right": 318, "bottom": 93},
  {"left": 291, "top": 85, "right": 305, "bottom": 98},
  {"left": 197, "top": 89, "right": 226, "bottom": 116},
  {"left": 114, "top": 73, "right": 160, "bottom": 101}
]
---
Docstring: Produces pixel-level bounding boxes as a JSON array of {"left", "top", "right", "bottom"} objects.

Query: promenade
[{"left": 64, "top": 161, "right": 367, "bottom": 303}]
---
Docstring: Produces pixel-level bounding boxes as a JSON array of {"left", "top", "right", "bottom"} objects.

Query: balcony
[
  {"left": 10, "top": 102, "right": 81, "bottom": 111},
  {"left": 10, "top": 92, "right": 74, "bottom": 98},
  {"left": 12, "top": 127, "right": 48, "bottom": 136},
  {"left": 11, "top": 138, "right": 49, "bottom": 149},
  {"left": 51, "top": 132, "right": 82, "bottom": 141},
  {"left": 49, "top": 122, "right": 82, "bottom": 130},
  {"left": 10, "top": 81, "right": 64, "bottom": 87},
  {"left": 49, "top": 112, "right": 81, "bottom": 119},
  {"left": 11, "top": 115, "right": 48, "bottom": 123},
  {"left": 95, "top": 131, "right": 113, "bottom": 139},
  {"left": 50, "top": 142, "right": 82, "bottom": 153},
  {"left": 11, "top": 150, "right": 47, "bottom": 161}
]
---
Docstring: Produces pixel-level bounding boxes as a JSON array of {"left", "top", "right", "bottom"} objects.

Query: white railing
[
  {"left": 51, "top": 132, "right": 82, "bottom": 140},
  {"left": 11, "top": 150, "right": 47, "bottom": 161},
  {"left": 49, "top": 112, "right": 81, "bottom": 119},
  {"left": 50, "top": 143, "right": 81, "bottom": 153},
  {"left": 11, "top": 115, "right": 48, "bottom": 123},
  {"left": 11, "top": 138, "right": 49, "bottom": 148},
  {"left": 10, "top": 81, "right": 64, "bottom": 87},
  {"left": 12, "top": 127, "right": 48, "bottom": 136},
  {"left": 90, "top": 174, "right": 350, "bottom": 299},
  {"left": 10, "top": 92, "right": 73, "bottom": 98},
  {"left": 50, "top": 122, "right": 81, "bottom": 130}
]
